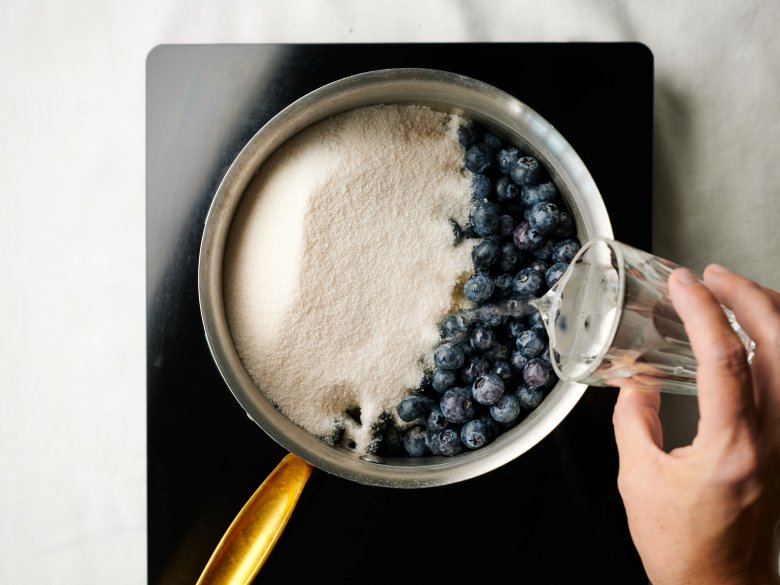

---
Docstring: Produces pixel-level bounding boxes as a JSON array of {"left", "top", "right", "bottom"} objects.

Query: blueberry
[
  {"left": 510, "top": 156, "right": 542, "bottom": 186},
  {"left": 527, "top": 309, "right": 546, "bottom": 330},
  {"left": 458, "top": 121, "right": 481, "bottom": 147},
  {"left": 465, "top": 143, "right": 494, "bottom": 173},
  {"left": 539, "top": 344, "right": 552, "bottom": 364},
  {"left": 397, "top": 395, "right": 434, "bottom": 422},
  {"left": 425, "top": 428, "right": 441, "bottom": 454},
  {"left": 506, "top": 317, "right": 525, "bottom": 338},
  {"left": 551, "top": 238, "right": 581, "bottom": 264},
  {"left": 471, "top": 240, "right": 500, "bottom": 270},
  {"left": 520, "top": 181, "right": 558, "bottom": 207},
  {"left": 483, "top": 131, "right": 503, "bottom": 151},
  {"left": 478, "top": 304, "right": 507, "bottom": 327},
  {"left": 403, "top": 426, "right": 429, "bottom": 457},
  {"left": 470, "top": 325, "right": 496, "bottom": 352},
  {"left": 497, "top": 215, "right": 516, "bottom": 238},
  {"left": 497, "top": 242, "right": 525, "bottom": 273},
  {"left": 513, "top": 268, "right": 545, "bottom": 299},
  {"left": 493, "top": 360, "right": 514, "bottom": 383},
  {"left": 516, "top": 328, "right": 547, "bottom": 358},
  {"left": 472, "top": 373, "right": 505, "bottom": 405},
  {"left": 483, "top": 341, "right": 510, "bottom": 362},
  {"left": 440, "top": 313, "right": 468, "bottom": 340},
  {"left": 490, "top": 394, "right": 522, "bottom": 424},
  {"left": 427, "top": 406, "right": 449, "bottom": 432},
  {"left": 438, "top": 428, "right": 464, "bottom": 456},
  {"left": 434, "top": 342, "right": 465, "bottom": 370},
  {"left": 525, "top": 202, "right": 560, "bottom": 234},
  {"left": 463, "top": 274, "right": 495, "bottom": 303},
  {"left": 532, "top": 238, "right": 556, "bottom": 261},
  {"left": 546, "top": 261, "right": 568, "bottom": 288},
  {"left": 497, "top": 146, "right": 520, "bottom": 175},
  {"left": 510, "top": 350, "right": 529, "bottom": 372},
  {"left": 432, "top": 367, "right": 458, "bottom": 393},
  {"left": 512, "top": 220, "right": 545, "bottom": 252},
  {"left": 496, "top": 176, "right": 520, "bottom": 203},
  {"left": 462, "top": 355, "right": 491, "bottom": 385},
  {"left": 494, "top": 273, "right": 514, "bottom": 298},
  {"left": 440, "top": 387, "right": 476, "bottom": 424},
  {"left": 460, "top": 419, "right": 490, "bottom": 449},
  {"left": 470, "top": 200, "right": 500, "bottom": 237},
  {"left": 478, "top": 413, "right": 500, "bottom": 439},
  {"left": 528, "top": 259, "right": 549, "bottom": 274},
  {"left": 516, "top": 384, "right": 545, "bottom": 410},
  {"left": 554, "top": 210, "right": 575, "bottom": 237},
  {"left": 471, "top": 173, "right": 492, "bottom": 200},
  {"left": 523, "top": 358, "right": 551, "bottom": 388}
]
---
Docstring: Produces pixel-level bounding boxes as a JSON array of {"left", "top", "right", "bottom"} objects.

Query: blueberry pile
[{"left": 370, "top": 120, "right": 581, "bottom": 458}]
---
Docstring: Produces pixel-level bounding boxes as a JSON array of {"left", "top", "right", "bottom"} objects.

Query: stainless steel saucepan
[{"left": 196, "top": 68, "right": 613, "bottom": 583}]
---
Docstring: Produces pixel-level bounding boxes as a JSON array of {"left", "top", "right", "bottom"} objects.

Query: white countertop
[{"left": 2, "top": 1, "right": 778, "bottom": 583}]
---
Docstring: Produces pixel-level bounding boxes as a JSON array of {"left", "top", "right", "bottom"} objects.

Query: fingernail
[
  {"left": 708, "top": 263, "right": 729, "bottom": 274},
  {"left": 674, "top": 268, "right": 697, "bottom": 285}
]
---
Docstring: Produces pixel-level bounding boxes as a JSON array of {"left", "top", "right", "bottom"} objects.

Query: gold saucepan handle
[{"left": 196, "top": 453, "right": 313, "bottom": 585}]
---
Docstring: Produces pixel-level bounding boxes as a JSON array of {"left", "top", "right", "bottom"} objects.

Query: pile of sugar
[{"left": 224, "top": 104, "right": 475, "bottom": 454}]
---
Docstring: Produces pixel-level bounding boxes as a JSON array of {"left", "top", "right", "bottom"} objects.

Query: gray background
[{"left": 2, "top": 1, "right": 778, "bottom": 583}]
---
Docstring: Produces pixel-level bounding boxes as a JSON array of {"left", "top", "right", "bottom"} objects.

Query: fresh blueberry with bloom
[
  {"left": 427, "top": 406, "right": 449, "bottom": 432},
  {"left": 397, "top": 395, "right": 434, "bottom": 422},
  {"left": 497, "top": 214, "right": 516, "bottom": 238},
  {"left": 510, "top": 155, "right": 542, "bottom": 186},
  {"left": 551, "top": 238, "right": 581, "bottom": 264},
  {"left": 463, "top": 274, "right": 495, "bottom": 303},
  {"left": 497, "top": 241, "right": 525, "bottom": 273},
  {"left": 434, "top": 342, "right": 465, "bottom": 370},
  {"left": 516, "top": 328, "right": 547, "bottom": 358},
  {"left": 458, "top": 121, "right": 481, "bottom": 147},
  {"left": 553, "top": 210, "right": 575, "bottom": 237},
  {"left": 472, "top": 373, "right": 505, "bottom": 405},
  {"left": 546, "top": 262, "right": 568, "bottom": 288},
  {"left": 464, "top": 143, "right": 494, "bottom": 173},
  {"left": 525, "top": 201, "right": 560, "bottom": 234},
  {"left": 513, "top": 267, "right": 545, "bottom": 299},
  {"left": 403, "top": 426, "right": 428, "bottom": 457},
  {"left": 478, "top": 304, "right": 507, "bottom": 327},
  {"left": 470, "top": 325, "right": 496, "bottom": 352},
  {"left": 494, "top": 273, "right": 514, "bottom": 298},
  {"left": 471, "top": 173, "right": 492, "bottom": 200},
  {"left": 469, "top": 199, "right": 500, "bottom": 237},
  {"left": 462, "top": 355, "right": 491, "bottom": 385},
  {"left": 516, "top": 384, "right": 545, "bottom": 410},
  {"left": 496, "top": 176, "right": 520, "bottom": 203},
  {"left": 432, "top": 367, "right": 458, "bottom": 393},
  {"left": 490, "top": 393, "right": 522, "bottom": 424},
  {"left": 471, "top": 240, "right": 500, "bottom": 270},
  {"left": 438, "top": 428, "right": 464, "bottom": 456},
  {"left": 497, "top": 146, "right": 520, "bottom": 175},
  {"left": 493, "top": 360, "right": 514, "bottom": 383},
  {"left": 512, "top": 220, "right": 546, "bottom": 251},
  {"left": 520, "top": 181, "right": 557, "bottom": 207},
  {"left": 440, "top": 313, "right": 468, "bottom": 341},
  {"left": 523, "top": 358, "right": 551, "bottom": 388},
  {"left": 460, "top": 419, "right": 490, "bottom": 449},
  {"left": 440, "top": 387, "right": 476, "bottom": 424}
]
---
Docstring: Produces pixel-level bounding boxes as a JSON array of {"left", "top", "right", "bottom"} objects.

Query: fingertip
[{"left": 670, "top": 267, "right": 698, "bottom": 288}]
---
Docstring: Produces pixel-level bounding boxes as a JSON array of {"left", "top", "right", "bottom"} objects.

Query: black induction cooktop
[{"left": 147, "top": 43, "right": 653, "bottom": 584}]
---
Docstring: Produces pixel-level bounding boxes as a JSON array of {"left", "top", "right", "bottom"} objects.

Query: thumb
[{"left": 613, "top": 386, "right": 664, "bottom": 469}]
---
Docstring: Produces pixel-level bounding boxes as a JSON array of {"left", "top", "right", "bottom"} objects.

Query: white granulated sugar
[{"left": 224, "top": 104, "right": 474, "bottom": 454}]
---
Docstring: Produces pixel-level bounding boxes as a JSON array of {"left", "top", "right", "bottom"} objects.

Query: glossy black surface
[{"left": 147, "top": 43, "right": 653, "bottom": 584}]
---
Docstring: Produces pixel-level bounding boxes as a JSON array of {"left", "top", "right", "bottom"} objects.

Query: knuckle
[{"left": 707, "top": 336, "right": 748, "bottom": 374}]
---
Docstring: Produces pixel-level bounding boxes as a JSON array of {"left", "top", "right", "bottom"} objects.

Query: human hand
[{"left": 612, "top": 264, "right": 780, "bottom": 585}]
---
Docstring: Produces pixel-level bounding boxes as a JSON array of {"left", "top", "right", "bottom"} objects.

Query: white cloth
[{"left": 1, "top": 1, "right": 778, "bottom": 583}]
